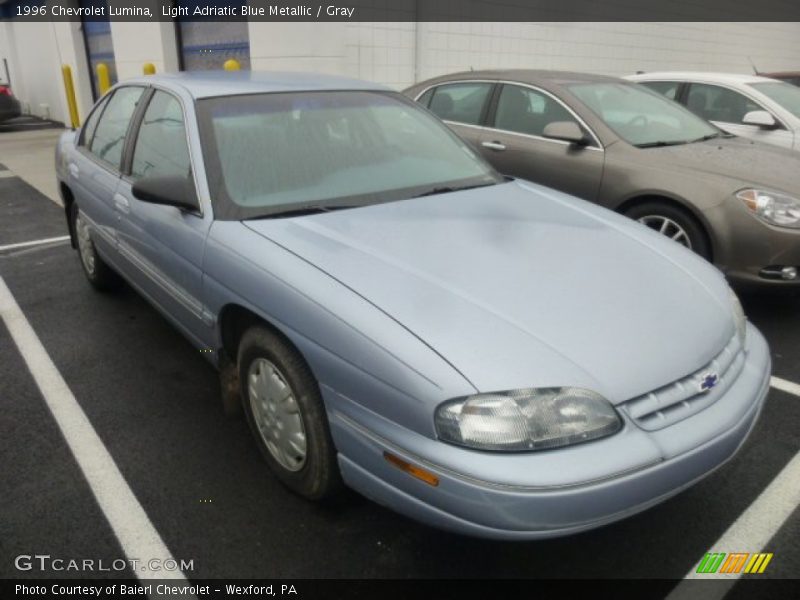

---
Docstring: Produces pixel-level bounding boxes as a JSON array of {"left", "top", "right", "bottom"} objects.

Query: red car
[{"left": 0, "top": 85, "right": 21, "bottom": 123}]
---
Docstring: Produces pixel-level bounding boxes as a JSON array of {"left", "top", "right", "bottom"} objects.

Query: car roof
[
  {"left": 411, "top": 69, "right": 623, "bottom": 89},
  {"left": 122, "top": 71, "right": 391, "bottom": 99},
  {"left": 626, "top": 71, "right": 775, "bottom": 85}
]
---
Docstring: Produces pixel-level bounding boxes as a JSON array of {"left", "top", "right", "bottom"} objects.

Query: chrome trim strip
[
  {"left": 413, "top": 78, "right": 604, "bottom": 150},
  {"left": 82, "top": 211, "right": 210, "bottom": 324},
  {"left": 334, "top": 411, "right": 660, "bottom": 492},
  {"left": 80, "top": 211, "right": 115, "bottom": 247},
  {"left": 116, "top": 239, "right": 206, "bottom": 321}
]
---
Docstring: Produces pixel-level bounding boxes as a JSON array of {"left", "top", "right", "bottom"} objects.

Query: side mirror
[
  {"left": 741, "top": 110, "right": 777, "bottom": 129},
  {"left": 542, "top": 121, "right": 589, "bottom": 145},
  {"left": 132, "top": 175, "right": 199, "bottom": 211}
]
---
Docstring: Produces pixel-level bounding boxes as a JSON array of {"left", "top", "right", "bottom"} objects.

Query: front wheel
[
  {"left": 238, "top": 325, "right": 342, "bottom": 500},
  {"left": 70, "top": 203, "right": 120, "bottom": 291},
  {"left": 624, "top": 201, "right": 711, "bottom": 260}
]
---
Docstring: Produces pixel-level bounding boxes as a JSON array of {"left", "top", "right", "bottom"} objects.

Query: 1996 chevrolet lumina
[{"left": 55, "top": 72, "right": 771, "bottom": 539}]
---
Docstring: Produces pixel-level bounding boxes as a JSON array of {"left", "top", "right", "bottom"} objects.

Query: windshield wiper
[
  {"left": 412, "top": 181, "right": 498, "bottom": 198},
  {"left": 688, "top": 132, "right": 727, "bottom": 144},
  {"left": 244, "top": 205, "right": 353, "bottom": 220},
  {"left": 634, "top": 140, "right": 690, "bottom": 148}
]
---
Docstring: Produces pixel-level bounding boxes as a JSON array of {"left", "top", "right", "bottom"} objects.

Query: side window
[
  {"left": 130, "top": 91, "right": 191, "bottom": 181},
  {"left": 493, "top": 84, "right": 579, "bottom": 138},
  {"left": 685, "top": 83, "right": 762, "bottom": 124},
  {"left": 79, "top": 95, "right": 110, "bottom": 148},
  {"left": 89, "top": 86, "right": 145, "bottom": 169},
  {"left": 427, "top": 82, "right": 493, "bottom": 125},
  {"left": 640, "top": 81, "right": 680, "bottom": 101},
  {"left": 416, "top": 87, "right": 434, "bottom": 108}
]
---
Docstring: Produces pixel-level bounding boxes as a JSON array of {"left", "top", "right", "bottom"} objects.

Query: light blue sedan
[{"left": 56, "top": 72, "right": 771, "bottom": 539}]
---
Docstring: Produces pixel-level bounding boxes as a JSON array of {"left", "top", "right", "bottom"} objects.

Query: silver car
[
  {"left": 56, "top": 72, "right": 770, "bottom": 539},
  {"left": 628, "top": 72, "right": 800, "bottom": 151}
]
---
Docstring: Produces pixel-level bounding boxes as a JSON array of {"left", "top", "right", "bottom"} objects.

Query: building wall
[
  {"left": 2, "top": 20, "right": 800, "bottom": 126},
  {"left": 411, "top": 22, "right": 800, "bottom": 85}
]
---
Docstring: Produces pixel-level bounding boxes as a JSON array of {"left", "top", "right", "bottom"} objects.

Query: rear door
[
  {"left": 69, "top": 86, "right": 146, "bottom": 258},
  {"left": 416, "top": 81, "right": 495, "bottom": 151},
  {"left": 477, "top": 83, "right": 604, "bottom": 200},
  {"left": 113, "top": 88, "right": 213, "bottom": 346},
  {"left": 683, "top": 82, "right": 794, "bottom": 149}
]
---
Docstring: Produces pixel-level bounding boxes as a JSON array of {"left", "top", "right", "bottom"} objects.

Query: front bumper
[
  {"left": 328, "top": 325, "right": 771, "bottom": 540},
  {"left": 704, "top": 197, "right": 800, "bottom": 287}
]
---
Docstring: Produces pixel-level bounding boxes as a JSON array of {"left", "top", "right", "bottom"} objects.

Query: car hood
[
  {"left": 244, "top": 181, "right": 734, "bottom": 403},
  {"left": 635, "top": 136, "right": 800, "bottom": 193}
]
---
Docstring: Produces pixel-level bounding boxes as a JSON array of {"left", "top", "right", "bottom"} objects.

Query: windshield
[
  {"left": 567, "top": 82, "right": 720, "bottom": 147},
  {"left": 197, "top": 91, "right": 501, "bottom": 219},
  {"left": 749, "top": 81, "right": 800, "bottom": 119}
]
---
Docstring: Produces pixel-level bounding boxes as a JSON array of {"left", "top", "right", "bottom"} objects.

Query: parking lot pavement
[
  {"left": 0, "top": 157, "right": 799, "bottom": 587},
  {"left": 0, "top": 127, "right": 65, "bottom": 205}
]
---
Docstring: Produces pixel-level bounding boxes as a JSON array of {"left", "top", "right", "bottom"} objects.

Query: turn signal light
[{"left": 383, "top": 452, "right": 439, "bottom": 486}]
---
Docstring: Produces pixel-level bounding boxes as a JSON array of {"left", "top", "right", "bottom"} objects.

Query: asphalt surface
[{"left": 0, "top": 168, "right": 799, "bottom": 587}]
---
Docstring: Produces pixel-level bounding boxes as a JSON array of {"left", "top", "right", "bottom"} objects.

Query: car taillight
[{"left": 0, "top": 87, "right": 11, "bottom": 97}]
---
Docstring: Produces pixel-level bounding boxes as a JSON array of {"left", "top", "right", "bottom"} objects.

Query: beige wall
[{"left": 3, "top": 20, "right": 800, "bottom": 125}]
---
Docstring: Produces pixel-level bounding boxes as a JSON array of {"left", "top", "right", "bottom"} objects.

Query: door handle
[
  {"left": 481, "top": 141, "right": 506, "bottom": 151},
  {"left": 113, "top": 193, "right": 130, "bottom": 215},
  {"left": 68, "top": 163, "right": 79, "bottom": 179}
]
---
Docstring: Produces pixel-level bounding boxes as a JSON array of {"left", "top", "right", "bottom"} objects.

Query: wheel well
[
  {"left": 61, "top": 183, "right": 77, "bottom": 249},
  {"left": 616, "top": 195, "right": 714, "bottom": 261},
  {"left": 218, "top": 304, "right": 292, "bottom": 363}
]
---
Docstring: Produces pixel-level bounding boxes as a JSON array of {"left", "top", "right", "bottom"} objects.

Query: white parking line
[
  {"left": 0, "top": 235, "right": 70, "bottom": 252},
  {"left": 0, "top": 276, "right": 190, "bottom": 585},
  {"left": 665, "top": 450, "right": 800, "bottom": 599},
  {"left": 771, "top": 376, "right": 800, "bottom": 398},
  {"left": 0, "top": 170, "right": 16, "bottom": 178}
]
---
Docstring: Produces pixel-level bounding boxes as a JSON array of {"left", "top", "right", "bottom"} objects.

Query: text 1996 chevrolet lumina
[{"left": 55, "top": 72, "right": 770, "bottom": 539}]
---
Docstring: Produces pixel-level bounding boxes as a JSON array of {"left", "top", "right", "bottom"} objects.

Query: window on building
[
  {"left": 80, "top": 0, "right": 118, "bottom": 100},
  {"left": 176, "top": 1, "right": 251, "bottom": 71}
]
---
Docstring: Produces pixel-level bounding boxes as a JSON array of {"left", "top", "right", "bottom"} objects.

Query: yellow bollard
[
  {"left": 96, "top": 62, "right": 111, "bottom": 95},
  {"left": 223, "top": 59, "right": 241, "bottom": 71},
  {"left": 143, "top": 62, "right": 156, "bottom": 75},
  {"left": 61, "top": 65, "right": 80, "bottom": 129}
]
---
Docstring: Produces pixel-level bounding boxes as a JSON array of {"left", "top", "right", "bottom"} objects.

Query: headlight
[
  {"left": 737, "top": 189, "right": 800, "bottom": 229},
  {"left": 730, "top": 288, "right": 747, "bottom": 345},
  {"left": 435, "top": 387, "right": 621, "bottom": 452}
]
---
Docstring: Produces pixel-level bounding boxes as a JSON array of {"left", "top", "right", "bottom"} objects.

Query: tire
[
  {"left": 238, "top": 325, "right": 342, "bottom": 500},
  {"left": 624, "top": 201, "right": 711, "bottom": 260},
  {"left": 70, "top": 203, "right": 121, "bottom": 291}
]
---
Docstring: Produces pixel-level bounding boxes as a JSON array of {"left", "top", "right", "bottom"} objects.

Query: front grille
[{"left": 622, "top": 334, "right": 745, "bottom": 431}]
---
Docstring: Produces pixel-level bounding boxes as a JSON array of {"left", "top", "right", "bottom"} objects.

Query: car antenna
[{"left": 747, "top": 57, "right": 760, "bottom": 75}]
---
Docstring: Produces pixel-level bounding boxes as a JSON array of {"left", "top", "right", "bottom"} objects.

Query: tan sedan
[{"left": 405, "top": 70, "right": 800, "bottom": 287}]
